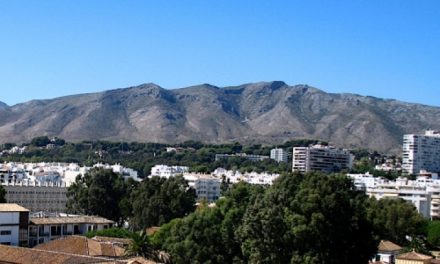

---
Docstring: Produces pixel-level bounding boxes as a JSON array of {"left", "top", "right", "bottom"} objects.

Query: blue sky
[{"left": 0, "top": 1, "right": 439, "bottom": 106}]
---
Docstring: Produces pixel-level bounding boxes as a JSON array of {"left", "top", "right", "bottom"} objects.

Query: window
[{"left": 0, "top": 230, "right": 12, "bottom": 235}]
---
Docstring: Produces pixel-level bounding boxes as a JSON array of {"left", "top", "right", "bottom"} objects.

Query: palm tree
[{"left": 125, "top": 231, "right": 171, "bottom": 263}]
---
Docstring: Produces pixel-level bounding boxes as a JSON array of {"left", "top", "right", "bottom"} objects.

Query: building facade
[
  {"left": 0, "top": 204, "right": 29, "bottom": 246},
  {"left": 292, "top": 145, "right": 353, "bottom": 173},
  {"left": 183, "top": 173, "right": 221, "bottom": 202},
  {"left": 215, "top": 153, "right": 269, "bottom": 162},
  {"left": 28, "top": 213, "right": 114, "bottom": 247},
  {"left": 270, "top": 148, "right": 288, "bottom": 163},
  {"left": 2, "top": 181, "right": 68, "bottom": 212},
  {"left": 402, "top": 130, "right": 440, "bottom": 175}
]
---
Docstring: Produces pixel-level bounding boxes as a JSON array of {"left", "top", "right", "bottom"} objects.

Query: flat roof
[
  {"left": 0, "top": 203, "right": 30, "bottom": 212},
  {"left": 30, "top": 215, "right": 114, "bottom": 225}
]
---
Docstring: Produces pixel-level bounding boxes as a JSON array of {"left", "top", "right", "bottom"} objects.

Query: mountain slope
[{"left": 0, "top": 82, "right": 438, "bottom": 152}]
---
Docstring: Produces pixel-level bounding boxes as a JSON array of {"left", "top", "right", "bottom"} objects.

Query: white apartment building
[
  {"left": 150, "top": 165, "right": 189, "bottom": 178},
  {"left": 2, "top": 181, "right": 68, "bottom": 212},
  {"left": 350, "top": 173, "right": 440, "bottom": 219},
  {"left": 402, "top": 130, "right": 440, "bottom": 175},
  {"left": 183, "top": 173, "right": 221, "bottom": 202},
  {"left": 270, "top": 148, "right": 288, "bottom": 163},
  {"left": 0, "top": 204, "right": 29, "bottom": 246},
  {"left": 292, "top": 145, "right": 353, "bottom": 173}
]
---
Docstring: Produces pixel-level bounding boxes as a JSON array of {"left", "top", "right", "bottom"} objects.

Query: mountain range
[{"left": 0, "top": 81, "right": 439, "bottom": 152}]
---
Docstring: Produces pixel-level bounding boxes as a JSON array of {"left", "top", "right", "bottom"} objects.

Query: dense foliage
[
  {"left": 427, "top": 221, "right": 440, "bottom": 247},
  {"left": 152, "top": 182, "right": 264, "bottom": 263},
  {"left": 130, "top": 175, "right": 196, "bottom": 229},
  {"left": 365, "top": 198, "right": 427, "bottom": 245},
  {"left": 66, "top": 168, "right": 135, "bottom": 224},
  {"left": 153, "top": 172, "right": 383, "bottom": 264},
  {"left": 85, "top": 227, "right": 134, "bottom": 238}
]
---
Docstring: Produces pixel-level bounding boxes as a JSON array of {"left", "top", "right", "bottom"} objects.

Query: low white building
[
  {"left": 150, "top": 165, "right": 189, "bottom": 178},
  {"left": 94, "top": 163, "right": 141, "bottom": 182},
  {"left": 213, "top": 168, "right": 280, "bottom": 185},
  {"left": 0, "top": 204, "right": 29, "bottom": 246},
  {"left": 215, "top": 153, "right": 269, "bottom": 162}
]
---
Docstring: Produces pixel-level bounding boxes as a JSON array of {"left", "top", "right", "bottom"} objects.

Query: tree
[
  {"left": 85, "top": 227, "right": 134, "bottom": 238},
  {"left": 427, "top": 221, "right": 440, "bottom": 247},
  {"left": 30, "top": 136, "right": 51, "bottom": 147},
  {"left": 153, "top": 182, "right": 265, "bottom": 264},
  {"left": 66, "top": 168, "right": 129, "bottom": 224},
  {"left": 365, "top": 198, "right": 427, "bottom": 245},
  {"left": 0, "top": 185, "right": 6, "bottom": 203},
  {"left": 130, "top": 176, "right": 196, "bottom": 229},
  {"left": 238, "top": 172, "right": 378, "bottom": 264}
]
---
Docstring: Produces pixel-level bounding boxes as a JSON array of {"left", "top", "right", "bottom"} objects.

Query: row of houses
[
  {"left": 0, "top": 203, "right": 114, "bottom": 247},
  {"left": 0, "top": 162, "right": 141, "bottom": 187}
]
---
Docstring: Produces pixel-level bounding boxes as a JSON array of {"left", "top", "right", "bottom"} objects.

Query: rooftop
[
  {"left": 0, "top": 244, "right": 121, "bottom": 264},
  {"left": 377, "top": 240, "right": 402, "bottom": 252},
  {"left": 396, "top": 251, "right": 432, "bottom": 260},
  {"left": 0, "top": 203, "right": 29, "bottom": 212},
  {"left": 30, "top": 215, "right": 114, "bottom": 225},
  {"left": 35, "top": 236, "right": 125, "bottom": 258}
]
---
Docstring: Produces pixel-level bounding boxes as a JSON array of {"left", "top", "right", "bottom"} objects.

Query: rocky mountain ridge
[{"left": 0, "top": 81, "right": 438, "bottom": 152}]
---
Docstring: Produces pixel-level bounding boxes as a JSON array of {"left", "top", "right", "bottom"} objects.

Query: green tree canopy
[
  {"left": 130, "top": 176, "right": 196, "bottom": 229},
  {"left": 66, "top": 168, "right": 129, "bottom": 224},
  {"left": 153, "top": 173, "right": 377, "bottom": 264},
  {"left": 30, "top": 136, "right": 51, "bottom": 147},
  {"left": 427, "top": 221, "right": 440, "bottom": 247},
  {"left": 153, "top": 182, "right": 264, "bottom": 264},
  {"left": 238, "top": 172, "right": 378, "bottom": 264},
  {"left": 85, "top": 227, "right": 134, "bottom": 238},
  {"left": 365, "top": 198, "right": 427, "bottom": 245}
]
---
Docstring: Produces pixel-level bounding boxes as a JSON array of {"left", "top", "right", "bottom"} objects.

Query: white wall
[{"left": 0, "top": 212, "right": 20, "bottom": 246}]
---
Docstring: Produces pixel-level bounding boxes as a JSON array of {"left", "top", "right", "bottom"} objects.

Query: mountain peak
[
  {"left": 0, "top": 101, "right": 8, "bottom": 108},
  {"left": 0, "top": 82, "right": 438, "bottom": 152}
]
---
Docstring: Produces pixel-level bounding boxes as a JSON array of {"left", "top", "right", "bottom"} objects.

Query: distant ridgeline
[{"left": 0, "top": 82, "right": 439, "bottom": 152}]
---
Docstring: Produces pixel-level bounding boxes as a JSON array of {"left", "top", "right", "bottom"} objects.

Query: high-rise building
[
  {"left": 402, "top": 130, "right": 440, "bottom": 175},
  {"left": 292, "top": 145, "right": 353, "bottom": 173},
  {"left": 270, "top": 148, "right": 288, "bottom": 163}
]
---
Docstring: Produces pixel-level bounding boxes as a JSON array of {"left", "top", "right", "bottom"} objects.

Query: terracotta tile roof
[
  {"left": 30, "top": 215, "right": 114, "bottom": 225},
  {"left": 0, "top": 203, "right": 29, "bottom": 212},
  {"left": 378, "top": 240, "right": 402, "bottom": 252},
  {"left": 397, "top": 251, "right": 433, "bottom": 260},
  {"left": 431, "top": 259, "right": 440, "bottom": 264},
  {"left": 34, "top": 236, "right": 125, "bottom": 257},
  {"left": 0, "top": 244, "right": 118, "bottom": 264}
]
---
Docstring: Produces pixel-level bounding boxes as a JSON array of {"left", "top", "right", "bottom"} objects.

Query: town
[{"left": 0, "top": 130, "right": 440, "bottom": 263}]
